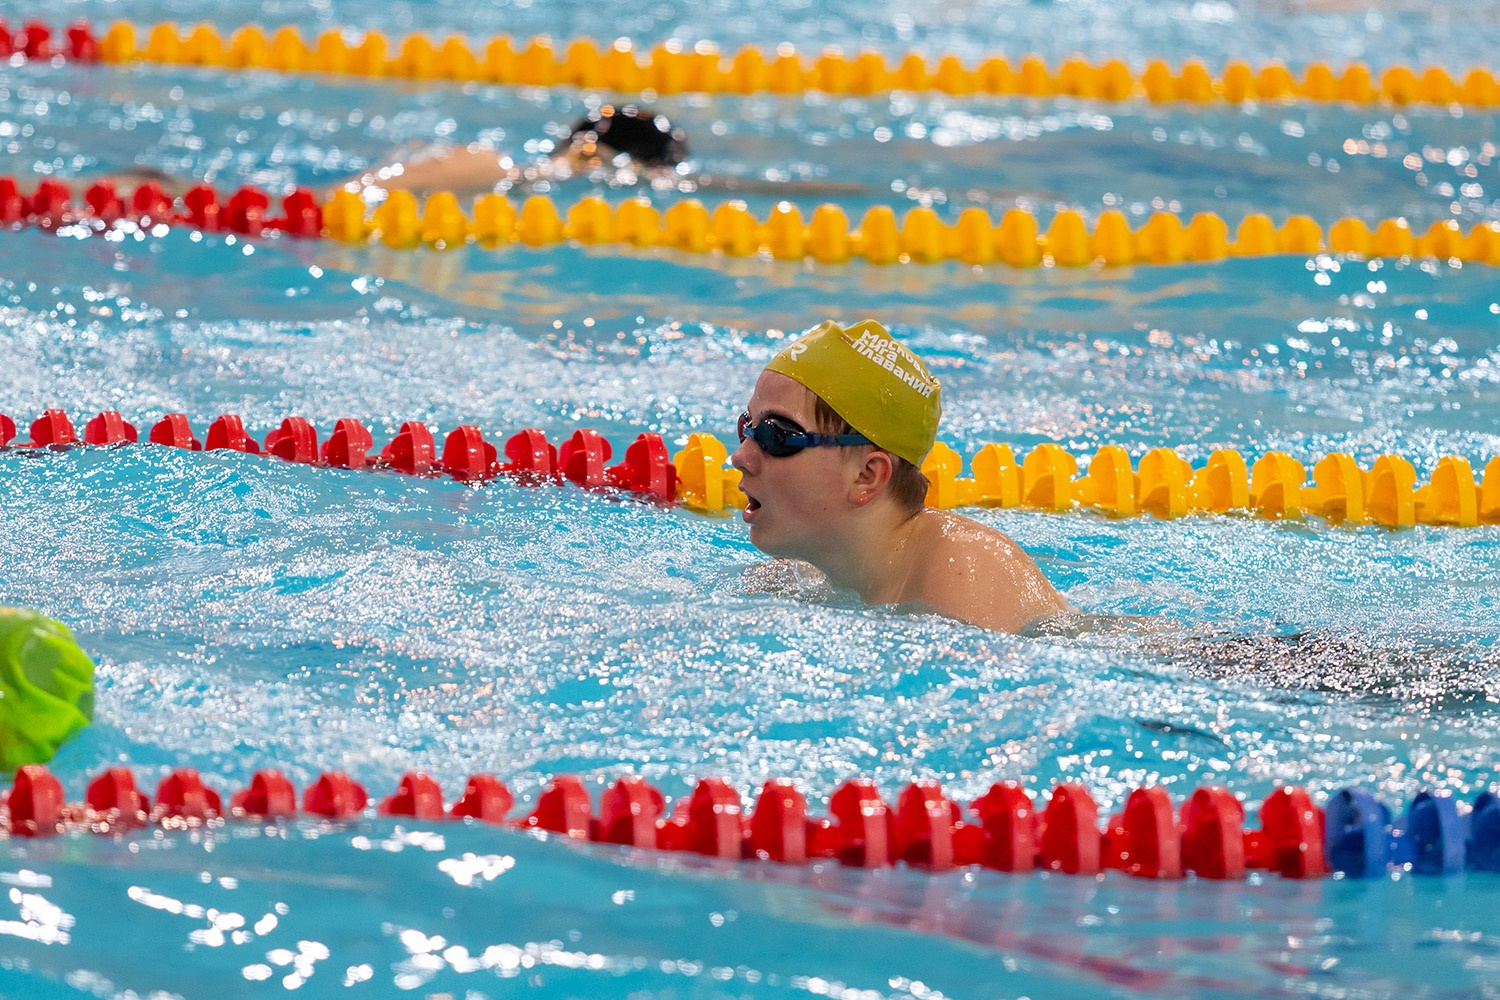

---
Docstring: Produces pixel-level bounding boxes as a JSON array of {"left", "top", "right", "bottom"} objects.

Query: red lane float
[
  {"left": 322, "top": 418, "right": 375, "bottom": 468},
  {"left": 182, "top": 184, "right": 221, "bottom": 230},
  {"left": 451, "top": 774, "right": 514, "bottom": 822},
  {"left": 502, "top": 427, "right": 556, "bottom": 478},
  {"left": 155, "top": 768, "right": 223, "bottom": 821},
  {"left": 2, "top": 765, "right": 1484, "bottom": 880},
  {"left": 747, "top": 779, "right": 809, "bottom": 863},
  {"left": 379, "top": 772, "right": 445, "bottom": 819},
  {"left": 231, "top": 769, "right": 298, "bottom": 818},
  {"left": 83, "top": 410, "right": 138, "bottom": 445},
  {"left": 131, "top": 181, "right": 172, "bottom": 223},
  {"left": 0, "top": 408, "right": 686, "bottom": 503},
  {"left": 304, "top": 771, "right": 369, "bottom": 819},
  {"left": 27, "top": 408, "right": 79, "bottom": 447},
  {"left": 264, "top": 416, "right": 318, "bottom": 463},
  {"left": 822, "top": 778, "right": 891, "bottom": 867},
  {"left": 204, "top": 414, "right": 261, "bottom": 454},
  {"left": 442, "top": 424, "right": 499, "bottom": 481},
  {"left": 1181, "top": 786, "right": 1246, "bottom": 879},
  {"left": 149, "top": 412, "right": 202, "bottom": 450},
  {"left": 970, "top": 781, "right": 1039, "bottom": 871},
  {"left": 0, "top": 175, "right": 322, "bottom": 237},
  {"left": 559, "top": 429, "right": 612, "bottom": 488},
  {"left": 0, "top": 178, "right": 23, "bottom": 223},
  {"left": 7, "top": 766, "right": 65, "bottom": 837},
  {"left": 597, "top": 775, "right": 666, "bottom": 848},
  {"left": 85, "top": 767, "right": 150, "bottom": 829}
]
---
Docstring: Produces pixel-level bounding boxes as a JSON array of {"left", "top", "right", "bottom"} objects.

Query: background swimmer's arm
[{"left": 340, "top": 145, "right": 524, "bottom": 198}]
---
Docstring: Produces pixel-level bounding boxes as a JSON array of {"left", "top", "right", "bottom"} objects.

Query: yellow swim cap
[{"left": 765, "top": 319, "right": 942, "bottom": 466}]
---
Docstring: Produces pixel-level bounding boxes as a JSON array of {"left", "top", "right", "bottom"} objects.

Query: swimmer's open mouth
[{"left": 743, "top": 492, "right": 761, "bottom": 514}]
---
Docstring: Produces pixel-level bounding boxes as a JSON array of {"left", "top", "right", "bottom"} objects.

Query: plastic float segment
[
  {"left": 595, "top": 775, "right": 665, "bottom": 848},
  {"left": 451, "top": 774, "right": 514, "bottom": 823},
  {"left": 85, "top": 767, "right": 152, "bottom": 829},
  {"left": 379, "top": 771, "right": 446, "bottom": 819},
  {"left": 231, "top": 769, "right": 299, "bottom": 818},
  {"left": 303, "top": 771, "right": 370, "bottom": 818},
  {"left": 154, "top": 768, "right": 224, "bottom": 822}
]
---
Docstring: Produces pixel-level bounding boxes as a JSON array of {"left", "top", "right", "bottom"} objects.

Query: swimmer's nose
[{"left": 729, "top": 438, "right": 755, "bottom": 475}]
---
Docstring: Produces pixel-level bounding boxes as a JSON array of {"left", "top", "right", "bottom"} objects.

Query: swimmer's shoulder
[
  {"left": 910, "top": 510, "right": 1073, "bottom": 632},
  {"left": 918, "top": 509, "right": 1032, "bottom": 568}
]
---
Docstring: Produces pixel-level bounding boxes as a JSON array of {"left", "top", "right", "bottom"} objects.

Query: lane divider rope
[
  {"left": 7, "top": 176, "right": 1500, "bottom": 268},
  {"left": 4, "top": 408, "right": 1498, "bottom": 528},
  {"left": 7, "top": 18, "right": 1500, "bottom": 106},
  {"left": 4, "top": 763, "right": 1495, "bottom": 881}
]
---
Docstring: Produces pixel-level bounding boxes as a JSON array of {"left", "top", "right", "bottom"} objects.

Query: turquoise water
[{"left": 2, "top": 1, "right": 1500, "bottom": 998}]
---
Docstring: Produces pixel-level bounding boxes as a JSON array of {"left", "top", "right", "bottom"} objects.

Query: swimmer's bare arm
[
  {"left": 339, "top": 145, "right": 523, "bottom": 199},
  {"left": 913, "top": 514, "right": 1072, "bottom": 634},
  {"left": 343, "top": 147, "right": 873, "bottom": 200}
]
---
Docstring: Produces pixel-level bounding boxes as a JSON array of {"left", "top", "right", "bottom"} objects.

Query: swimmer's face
[{"left": 730, "top": 370, "right": 863, "bottom": 560}]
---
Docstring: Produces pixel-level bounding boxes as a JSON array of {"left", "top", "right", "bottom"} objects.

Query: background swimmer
[
  {"left": 350, "top": 103, "right": 692, "bottom": 197},
  {"left": 97, "top": 101, "right": 868, "bottom": 202},
  {"left": 345, "top": 101, "right": 868, "bottom": 199}
]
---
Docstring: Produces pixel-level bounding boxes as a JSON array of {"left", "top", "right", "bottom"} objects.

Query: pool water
[{"left": 1, "top": 0, "right": 1500, "bottom": 997}]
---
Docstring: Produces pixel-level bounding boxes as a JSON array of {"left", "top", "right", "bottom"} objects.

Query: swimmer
[
  {"left": 349, "top": 103, "right": 690, "bottom": 197},
  {"left": 73, "top": 106, "right": 687, "bottom": 204},
  {"left": 345, "top": 102, "right": 867, "bottom": 199},
  {"left": 731, "top": 319, "right": 1072, "bottom": 634}
]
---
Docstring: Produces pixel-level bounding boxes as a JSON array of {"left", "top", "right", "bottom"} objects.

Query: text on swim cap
[{"left": 849, "top": 329, "right": 937, "bottom": 398}]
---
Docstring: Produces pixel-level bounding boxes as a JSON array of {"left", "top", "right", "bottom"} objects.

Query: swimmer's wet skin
[{"left": 731, "top": 320, "right": 1072, "bottom": 634}]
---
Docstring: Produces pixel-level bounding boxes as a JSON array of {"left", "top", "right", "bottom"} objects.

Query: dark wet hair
[
  {"left": 564, "top": 104, "right": 689, "bottom": 167},
  {"left": 811, "top": 396, "right": 930, "bottom": 515}
]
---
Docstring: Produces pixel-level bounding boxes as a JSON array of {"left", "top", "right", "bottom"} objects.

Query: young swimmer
[{"left": 731, "top": 319, "right": 1072, "bottom": 634}]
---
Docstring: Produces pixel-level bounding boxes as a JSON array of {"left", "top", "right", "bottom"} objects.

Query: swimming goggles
[{"left": 736, "top": 412, "right": 872, "bottom": 458}]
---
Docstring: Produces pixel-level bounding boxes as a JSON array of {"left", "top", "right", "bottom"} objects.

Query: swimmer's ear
[{"left": 849, "top": 450, "right": 895, "bottom": 506}]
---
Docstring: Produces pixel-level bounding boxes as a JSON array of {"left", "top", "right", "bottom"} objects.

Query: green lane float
[{"left": 0, "top": 608, "right": 96, "bottom": 772}]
